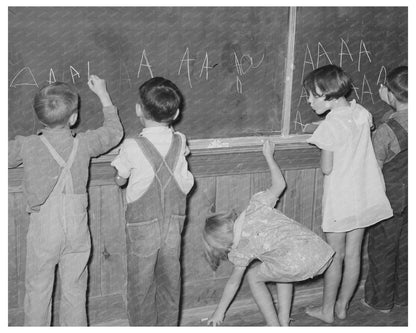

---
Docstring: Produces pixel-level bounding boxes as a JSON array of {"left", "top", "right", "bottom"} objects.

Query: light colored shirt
[
  {"left": 306, "top": 100, "right": 392, "bottom": 232},
  {"left": 372, "top": 109, "right": 408, "bottom": 167},
  {"left": 111, "top": 126, "right": 194, "bottom": 203},
  {"left": 8, "top": 105, "right": 123, "bottom": 212}
]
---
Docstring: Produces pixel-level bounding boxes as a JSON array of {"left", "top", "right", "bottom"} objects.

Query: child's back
[
  {"left": 8, "top": 77, "right": 123, "bottom": 326},
  {"left": 112, "top": 76, "right": 194, "bottom": 326}
]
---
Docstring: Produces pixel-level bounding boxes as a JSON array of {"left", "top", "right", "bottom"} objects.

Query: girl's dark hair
[
  {"left": 33, "top": 82, "right": 79, "bottom": 127},
  {"left": 202, "top": 210, "right": 237, "bottom": 271},
  {"left": 303, "top": 64, "right": 353, "bottom": 101},
  {"left": 138, "top": 77, "right": 184, "bottom": 124},
  {"left": 385, "top": 66, "right": 408, "bottom": 103}
]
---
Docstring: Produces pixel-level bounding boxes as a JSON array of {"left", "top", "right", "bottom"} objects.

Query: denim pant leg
[
  {"left": 58, "top": 195, "right": 91, "bottom": 326},
  {"left": 365, "top": 214, "right": 402, "bottom": 310},
  {"left": 155, "top": 244, "right": 181, "bottom": 326},
  {"left": 24, "top": 207, "right": 63, "bottom": 326},
  {"left": 395, "top": 207, "right": 408, "bottom": 305},
  {"left": 125, "top": 220, "right": 161, "bottom": 326},
  {"left": 58, "top": 250, "right": 90, "bottom": 325},
  {"left": 154, "top": 215, "right": 184, "bottom": 326}
]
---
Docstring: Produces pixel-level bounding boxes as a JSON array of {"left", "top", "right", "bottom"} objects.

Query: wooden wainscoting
[{"left": 9, "top": 143, "right": 370, "bottom": 326}]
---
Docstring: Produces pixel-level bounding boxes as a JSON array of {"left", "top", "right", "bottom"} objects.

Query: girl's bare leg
[
  {"left": 247, "top": 265, "right": 279, "bottom": 326},
  {"left": 276, "top": 282, "right": 293, "bottom": 326},
  {"left": 335, "top": 228, "right": 365, "bottom": 319},
  {"left": 306, "top": 232, "right": 346, "bottom": 323}
]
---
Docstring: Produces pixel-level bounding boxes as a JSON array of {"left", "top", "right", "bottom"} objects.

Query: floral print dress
[{"left": 228, "top": 190, "right": 334, "bottom": 282}]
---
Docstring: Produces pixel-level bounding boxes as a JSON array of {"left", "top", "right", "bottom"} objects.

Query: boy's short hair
[
  {"left": 386, "top": 66, "right": 408, "bottom": 103},
  {"left": 202, "top": 210, "right": 237, "bottom": 271},
  {"left": 138, "top": 77, "right": 184, "bottom": 124},
  {"left": 33, "top": 82, "right": 79, "bottom": 127},
  {"left": 303, "top": 64, "right": 353, "bottom": 101}
]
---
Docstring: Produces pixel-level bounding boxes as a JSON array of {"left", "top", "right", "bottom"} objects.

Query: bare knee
[{"left": 332, "top": 249, "right": 346, "bottom": 264}]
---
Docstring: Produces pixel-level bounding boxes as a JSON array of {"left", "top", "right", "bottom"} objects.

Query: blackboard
[
  {"left": 290, "top": 7, "right": 408, "bottom": 134},
  {"left": 8, "top": 7, "right": 288, "bottom": 140}
]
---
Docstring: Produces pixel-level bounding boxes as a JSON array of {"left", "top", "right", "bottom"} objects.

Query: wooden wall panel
[
  {"left": 182, "top": 177, "right": 217, "bottom": 283},
  {"left": 312, "top": 169, "right": 325, "bottom": 239},
  {"left": 88, "top": 186, "right": 102, "bottom": 297},
  {"left": 8, "top": 193, "right": 18, "bottom": 309},
  {"left": 15, "top": 192, "right": 29, "bottom": 309},
  {"left": 8, "top": 146, "right": 325, "bottom": 325},
  {"left": 282, "top": 169, "right": 316, "bottom": 229},
  {"left": 99, "top": 185, "right": 126, "bottom": 296},
  {"left": 214, "top": 174, "right": 251, "bottom": 278}
]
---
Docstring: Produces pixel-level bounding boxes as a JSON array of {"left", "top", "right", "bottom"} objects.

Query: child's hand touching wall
[{"left": 262, "top": 139, "right": 276, "bottom": 160}]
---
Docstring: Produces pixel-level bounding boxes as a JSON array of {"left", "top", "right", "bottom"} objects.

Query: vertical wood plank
[
  {"left": 214, "top": 174, "right": 251, "bottom": 278},
  {"left": 250, "top": 172, "right": 271, "bottom": 197},
  {"left": 182, "top": 177, "right": 217, "bottom": 282},
  {"left": 88, "top": 186, "right": 102, "bottom": 297},
  {"left": 282, "top": 169, "right": 316, "bottom": 229},
  {"left": 100, "top": 185, "right": 126, "bottom": 296},
  {"left": 312, "top": 169, "right": 325, "bottom": 239},
  {"left": 8, "top": 193, "right": 18, "bottom": 309},
  {"left": 15, "top": 192, "right": 29, "bottom": 308}
]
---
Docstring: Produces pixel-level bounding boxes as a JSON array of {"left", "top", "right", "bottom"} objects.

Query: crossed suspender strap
[{"left": 39, "top": 135, "right": 79, "bottom": 194}]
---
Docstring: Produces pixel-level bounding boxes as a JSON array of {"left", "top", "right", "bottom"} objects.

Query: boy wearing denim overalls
[
  {"left": 364, "top": 66, "right": 408, "bottom": 313},
  {"left": 8, "top": 76, "right": 123, "bottom": 326},
  {"left": 112, "top": 77, "right": 194, "bottom": 326}
]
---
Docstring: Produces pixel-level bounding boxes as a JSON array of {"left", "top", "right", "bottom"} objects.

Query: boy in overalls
[
  {"left": 8, "top": 75, "right": 123, "bottom": 325},
  {"left": 364, "top": 66, "right": 408, "bottom": 313},
  {"left": 112, "top": 77, "right": 194, "bottom": 326}
]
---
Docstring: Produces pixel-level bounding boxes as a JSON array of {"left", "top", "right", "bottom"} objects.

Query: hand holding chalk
[{"left": 88, "top": 75, "right": 112, "bottom": 107}]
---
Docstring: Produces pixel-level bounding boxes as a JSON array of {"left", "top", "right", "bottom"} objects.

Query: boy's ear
[
  {"left": 136, "top": 103, "right": 143, "bottom": 117},
  {"left": 173, "top": 109, "right": 180, "bottom": 121},
  {"left": 68, "top": 113, "right": 78, "bottom": 127}
]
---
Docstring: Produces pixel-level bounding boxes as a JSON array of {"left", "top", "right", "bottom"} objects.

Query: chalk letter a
[
  {"left": 10, "top": 67, "right": 39, "bottom": 88},
  {"left": 137, "top": 50, "right": 153, "bottom": 79}
]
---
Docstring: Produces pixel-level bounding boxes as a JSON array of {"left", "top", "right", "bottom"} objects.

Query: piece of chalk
[{"left": 201, "top": 317, "right": 208, "bottom": 322}]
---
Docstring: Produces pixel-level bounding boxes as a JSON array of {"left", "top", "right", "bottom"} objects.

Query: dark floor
[
  {"left": 203, "top": 288, "right": 408, "bottom": 327},
  {"left": 98, "top": 287, "right": 408, "bottom": 327}
]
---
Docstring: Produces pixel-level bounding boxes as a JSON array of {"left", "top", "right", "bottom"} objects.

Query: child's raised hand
[
  {"left": 88, "top": 75, "right": 107, "bottom": 95},
  {"left": 262, "top": 140, "right": 275, "bottom": 159},
  {"left": 88, "top": 75, "right": 112, "bottom": 107}
]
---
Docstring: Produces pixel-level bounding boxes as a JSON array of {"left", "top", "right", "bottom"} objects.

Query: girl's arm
[
  {"left": 320, "top": 149, "right": 333, "bottom": 175},
  {"left": 262, "top": 140, "right": 286, "bottom": 198},
  {"left": 207, "top": 266, "right": 246, "bottom": 326}
]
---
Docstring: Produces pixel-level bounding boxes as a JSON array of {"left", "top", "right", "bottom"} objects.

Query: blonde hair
[{"left": 202, "top": 210, "right": 237, "bottom": 271}]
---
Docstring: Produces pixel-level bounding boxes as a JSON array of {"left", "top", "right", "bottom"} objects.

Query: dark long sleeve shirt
[{"left": 8, "top": 105, "right": 123, "bottom": 212}]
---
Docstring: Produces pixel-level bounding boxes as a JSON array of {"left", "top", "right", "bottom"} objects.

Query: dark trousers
[
  {"left": 364, "top": 207, "right": 408, "bottom": 310},
  {"left": 125, "top": 215, "right": 184, "bottom": 326}
]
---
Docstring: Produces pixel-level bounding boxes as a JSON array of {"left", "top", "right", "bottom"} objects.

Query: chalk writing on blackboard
[
  {"left": 339, "top": 38, "right": 354, "bottom": 67},
  {"left": 361, "top": 74, "right": 374, "bottom": 103},
  {"left": 10, "top": 66, "right": 39, "bottom": 88},
  {"left": 377, "top": 66, "right": 387, "bottom": 85},
  {"left": 233, "top": 51, "right": 265, "bottom": 94},
  {"left": 358, "top": 40, "right": 372, "bottom": 72},
  {"left": 178, "top": 47, "right": 195, "bottom": 88},
  {"left": 48, "top": 68, "right": 56, "bottom": 85},
  {"left": 70, "top": 66, "right": 81, "bottom": 84},
  {"left": 199, "top": 52, "right": 213, "bottom": 80},
  {"left": 294, "top": 38, "right": 389, "bottom": 131},
  {"left": 316, "top": 42, "right": 333, "bottom": 68},
  {"left": 138, "top": 49, "right": 153, "bottom": 79}
]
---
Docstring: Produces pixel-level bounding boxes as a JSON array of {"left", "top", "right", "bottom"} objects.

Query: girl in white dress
[{"left": 304, "top": 65, "right": 392, "bottom": 323}]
